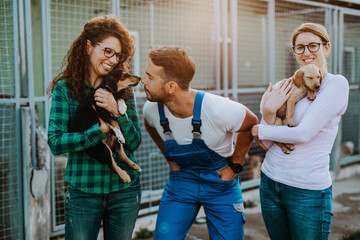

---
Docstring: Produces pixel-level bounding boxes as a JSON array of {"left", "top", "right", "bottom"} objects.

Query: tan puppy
[{"left": 260, "top": 64, "right": 322, "bottom": 153}]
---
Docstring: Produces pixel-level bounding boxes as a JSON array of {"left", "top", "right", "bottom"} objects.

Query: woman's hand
[
  {"left": 262, "top": 78, "right": 294, "bottom": 114},
  {"left": 94, "top": 89, "right": 121, "bottom": 117}
]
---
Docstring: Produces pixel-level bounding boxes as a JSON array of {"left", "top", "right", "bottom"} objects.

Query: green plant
[
  {"left": 134, "top": 227, "right": 154, "bottom": 239},
  {"left": 340, "top": 230, "right": 360, "bottom": 240},
  {"left": 243, "top": 199, "right": 257, "bottom": 208}
]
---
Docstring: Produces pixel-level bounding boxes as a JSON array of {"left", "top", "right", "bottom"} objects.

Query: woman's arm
[
  {"left": 258, "top": 76, "right": 349, "bottom": 143},
  {"left": 47, "top": 83, "right": 106, "bottom": 155}
]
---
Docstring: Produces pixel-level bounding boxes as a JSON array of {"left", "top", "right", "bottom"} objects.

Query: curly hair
[{"left": 47, "top": 14, "right": 135, "bottom": 100}]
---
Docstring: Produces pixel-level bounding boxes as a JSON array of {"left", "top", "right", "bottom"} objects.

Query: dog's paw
[
  {"left": 288, "top": 122, "right": 298, "bottom": 127},
  {"left": 130, "top": 162, "right": 141, "bottom": 172},
  {"left": 281, "top": 148, "right": 291, "bottom": 154},
  {"left": 307, "top": 96, "right": 316, "bottom": 101},
  {"left": 117, "top": 99, "right": 127, "bottom": 115},
  {"left": 286, "top": 144, "right": 295, "bottom": 151},
  {"left": 116, "top": 169, "right": 131, "bottom": 183}
]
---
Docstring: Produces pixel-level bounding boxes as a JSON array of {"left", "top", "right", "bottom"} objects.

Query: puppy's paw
[
  {"left": 117, "top": 99, "right": 127, "bottom": 115},
  {"left": 281, "top": 147, "right": 291, "bottom": 154},
  {"left": 307, "top": 96, "right": 316, "bottom": 101},
  {"left": 119, "top": 170, "right": 132, "bottom": 183},
  {"left": 285, "top": 144, "right": 295, "bottom": 151},
  {"left": 288, "top": 122, "right": 297, "bottom": 127},
  {"left": 130, "top": 162, "right": 141, "bottom": 172}
]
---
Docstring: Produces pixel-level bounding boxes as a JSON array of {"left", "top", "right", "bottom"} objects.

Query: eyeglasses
[
  {"left": 95, "top": 42, "right": 127, "bottom": 63},
  {"left": 292, "top": 42, "right": 327, "bottom": 55}
]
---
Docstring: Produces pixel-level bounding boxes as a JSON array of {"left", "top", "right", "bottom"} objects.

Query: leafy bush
[
  {"left": 134, "top": 227, "right": 154, "bottom": 239},
  {"left": 244, "top": 199, "right": 257, "bottom": 208},
  {"left": 340, "top": 230, "right": 360, "bottom": 240}
]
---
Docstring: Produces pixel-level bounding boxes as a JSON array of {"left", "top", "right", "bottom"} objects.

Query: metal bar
[
  {"left": 150, "top": 1, "right": 154, "bottom": 46},
  {"left": 0, "top": 96, "right": 48, "bottom": 103},
  {"left": 14, "top": 0, "right": 24, "bottom": 238},
  {"left": 18, "top": 1, "right": 31, "bottom": 239},
  {"left": 41, "top": 0, "right": 52, "bottom": 130},
  {"left": 112, "top": 0, "right": 120, "bottom": 20},
  {"left": 275, "top": 8, "right": 325, "bottom": 17},
  {"left": 24, "top": 0, "right": 37, "bottom": 169},
  {"left": 261, "top": 16, "right": 267, "bottom": 84},
  {"left": 339, "top": 11, "right": 344, "bottom": 75},
  {"left": 333, "top": 9, "right": 339, "bottom": 74},
  {"left": 221, "top": 0, "right": 228, "bottom": 96},
  {"left": 340, "top": 155, "right": 360, "bottom": 166},
  {"left": 214, "top": 0, "right": 221, "bottom": 92},
  {"left": 286, "top": 0, "right": 338, "bottom": 9},
  {"left": 230, "top": 0, "right": 238, "bottom": 100},
  {"left": 338, "top": 7, "right": 360, "bottom": 15},
  {"left": 268, "top": 0, "right": 275, "bottom": 84}
]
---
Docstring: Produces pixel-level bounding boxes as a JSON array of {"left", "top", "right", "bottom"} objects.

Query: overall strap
[
  {"left": 192, "top": 90, "right": 205, "bottom": 139},
  {"left": 157, "top": 102, "right": 174, "bottom": 140}
]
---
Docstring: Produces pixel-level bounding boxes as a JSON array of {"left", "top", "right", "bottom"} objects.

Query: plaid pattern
[{"left": 48, "top": 79, "right": 141, "bottom": 194}]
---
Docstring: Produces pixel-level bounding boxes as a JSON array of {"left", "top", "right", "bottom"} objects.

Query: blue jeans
[
  {"left": 260, "top": 172, "right": 333, "bottom": 240},
  {"left": 65, "top": 178, "right": 141, "bottom": 240},
  {"left": 154, "top": 171, "right": 245, "bottom": 240}
]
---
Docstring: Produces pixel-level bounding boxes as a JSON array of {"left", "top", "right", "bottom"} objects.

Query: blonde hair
[
  {"left": 148, "top": 46, "right": 195, "bottom": 90},
  {"left": 291, "top": 23, "right": 330, "bottom": 47}
]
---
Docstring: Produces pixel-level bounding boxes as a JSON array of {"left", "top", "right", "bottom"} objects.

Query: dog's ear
[
  {"left": 319, "top": 69, "right": 323, "bottom": 83},
  {"left": 105, "top": 76, "right": 118, "bottom": 92},
  {"left": 292, "top": 69, "right": 304, "bottom": 88}
]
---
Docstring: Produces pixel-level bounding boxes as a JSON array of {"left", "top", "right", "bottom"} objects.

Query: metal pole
[
  {"left": 268, "top": 0, "right": 275, "bottom": 84},
  {"left": 214, "top": 0, "right": 221, "bottom": 93},
  {"left": 231, "top": 0, "right": 238, "bottom": 100},
  {"left": 14, "top": 0, "right": 24, "bottom": 238},
  {"left": 221, "top": 0, "right": 229, "bottom": 96}
]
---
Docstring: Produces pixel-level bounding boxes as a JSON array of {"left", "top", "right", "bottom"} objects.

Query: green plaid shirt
[{"left": 48, "top": 79, "right": 141, "bottom": 194}]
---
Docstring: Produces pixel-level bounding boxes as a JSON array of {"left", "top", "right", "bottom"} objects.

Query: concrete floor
[{"left": 132, "top": 175, "right": 360, "bottom": 240}]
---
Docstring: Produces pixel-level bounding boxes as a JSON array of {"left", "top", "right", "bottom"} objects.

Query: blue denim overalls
[{"left": 154, "top": 90, "right": 245, "bottom": 240}]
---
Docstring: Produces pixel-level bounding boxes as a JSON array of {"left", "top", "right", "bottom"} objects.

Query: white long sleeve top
[{"left": 258, "top": 74, "right": 349, "bottom": 190}]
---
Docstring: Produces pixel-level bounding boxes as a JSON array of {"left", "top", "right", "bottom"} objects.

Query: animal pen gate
[{"left": 0, "top": 0, "right": 360, "bottom": 239}]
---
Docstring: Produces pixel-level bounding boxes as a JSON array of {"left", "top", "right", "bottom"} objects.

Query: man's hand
[
  {"left": 168, "top": 161, "right": 182, "bottom": 171},
  {"left": 251, "top": 124, "right": 259, "bottom": 138},
  {"left": 251, "top": 124, "right": 268, "bottom": 151},
  {"left": 218, "top": 165, "right": 238, "bottom": 181}
]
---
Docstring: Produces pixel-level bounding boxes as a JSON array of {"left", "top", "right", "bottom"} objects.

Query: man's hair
[
  {"left": 47, "top": 14, "right": 134, "bottom": 100},
  {"left": 148, "top": 46, "right": 195, "bottom": 90}
]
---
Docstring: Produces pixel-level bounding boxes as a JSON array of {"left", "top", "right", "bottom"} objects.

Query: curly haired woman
[{"left": 47, "top": 15, "right": 141, "bottom": 240}]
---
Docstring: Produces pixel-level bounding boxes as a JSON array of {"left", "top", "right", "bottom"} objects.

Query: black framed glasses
[
  {"left": 95, "top": 42, "right": 127, "bottom": 63},
  {"left": 292, "top": 42, "right": 327, "bottom": 55}
]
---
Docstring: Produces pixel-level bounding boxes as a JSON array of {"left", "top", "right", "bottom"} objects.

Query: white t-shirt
[
  {"left": 259, "top": 74, "right": 349, "bottom": 190},
  {"left": 143, "top": 92, "right": 247, "bottom": 158}
]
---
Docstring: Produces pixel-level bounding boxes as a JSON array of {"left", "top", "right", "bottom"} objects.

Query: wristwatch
[{"left": 228, "top": 161, "right": 243, "bottom": 173}]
